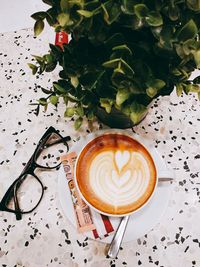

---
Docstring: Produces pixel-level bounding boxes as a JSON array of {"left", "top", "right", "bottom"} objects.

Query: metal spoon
[
  {"left": 107, "top": 177, "right": 174, "bottom": 258},
  {"left": 107, "top": 215, "right": 129, "bottom": 258}
]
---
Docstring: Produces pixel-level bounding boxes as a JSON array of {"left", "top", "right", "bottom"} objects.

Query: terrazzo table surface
[{"left": 0, "top": 28, "right": 200, "bottom": 267}]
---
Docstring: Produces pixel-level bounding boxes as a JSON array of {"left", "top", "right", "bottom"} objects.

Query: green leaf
[
  {"left": 46, "top": 12, "right": 56, "bottom": 26},
  {"left": 49, "top": 44, "right": 63, "bottom": 60},
  {"left": 38, "top": 62, "right": 46, "bottom": 74},
  {"left": 134, "top": 4, "right": 149, "bottom": 18},
  {"left": 146, "top": 87, "right": 157, "bottom": 98},
  {"left": 182, "top": 39, "right": 196, "bottom": 55},
  {"left": 146, "top": 11, "right": 163, "bottom": 27},
  {"left": 192, "top": 50, "right": 200, "bottom": 68},
  {"left": 180, "top": 69, "right": 189, "bottom": 80},
  {"left": 77, "top": 10, "right": 94, "bottom": 18},
  {"left": 100, "top": 98, "right": 113, "bottom": 113},
  {"left": 193, "top": 75, "right": 200, "bottom": 84},
  {"left": 49, "top": 95, "right": 59, "bottom": 106},
  {"left": 172, "top": 68, "right": 182, "bottom": 76},
  {"left": 34, "top": 20, "right": 44, "bottom": 36},
  {"left": 55, "top": 25, "right": 63, "bottom": 32},
  {"left": 41, "top": 87, "right": 52, "bottom": 94},
  {"left": 38, "top": 98, "right": 47, "bottom": 106},
  {"left": 114, "top": 67, "right": 125, "bottom": 75},
  {"left": 153, "top": 79, "right": 166, "bottom": 90},
  {"left": 70, "top": 76, "right": 79, "bottom": 88},
  {"left": 59, "top": 70, "right": 68, "bottom": 79},
  {"left": 176, "top": 83, "right": 183, "bottom": 96},
  {"left": 116, "top": 88, "right": 130, "bottom": 106},
  {"left": 101, "top": 2, "right": 121, "bottom": 25},
  {"left": 31, "top": 11, "right": 47, "bottom": 20},
  {"left": 186, "top": 84, "right": 200, "bottom": 92},
  {"left": 103, "top": 58, "right": 119, "bottom": 68},
  {"left": 64, "top": 107, "right": 75, "bottom": 117},
  {"left": 27, "top": 63, "right": 38, "bottom": 75},
  {"left": 42, "top": 0, "right": 52, "bottom": 6},
  {"left": 45, "top": 62, "right": 57, "bottom": 72},
  {"left": 187, "top": 0, "right": 200, "bottom": 11},
  {"left": 177, "top": 19, "right": 198, "bottom": 42},
  {"left": 130, "top": 102, "right": 147, "bottom": 125},
  {"left": 44, "top": 54, "right": 54, "bottom": 63},
  {"left": 74, "top": 117, "right": 83, "bottom": 130},
  {"left": 76, "top": 105, "right": 84, "bottom": 116},
  {"left": 121, "top": 59, "right": 134, "bottom": 77},
  {"left": 53, "top": 82, "right": 66, "bottom": 93},
  {"left": 146, "top": 79, "right": 166, "bottom": 90},
  {"left": 63, "top": 95, "right": 68, "bottom": 105},
  {"left": 57, "top": 13, "right": 70, "bottom": 27},
  {"left": 101, "top": 3, "right": 109, "bottom": 23},
  {"left": 32, "top": 55, "right": 44, "bottom": 63},
  {"left": 112, "top": 44, "right": 132, "bottom": 56}
]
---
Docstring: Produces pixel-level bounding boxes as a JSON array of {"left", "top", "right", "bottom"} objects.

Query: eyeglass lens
[
  {"left": 35, "top": 132, "right": 68, "bottom": 168},
  {"left": 6, "top": 174, "right": 43, "bottom": 213}
]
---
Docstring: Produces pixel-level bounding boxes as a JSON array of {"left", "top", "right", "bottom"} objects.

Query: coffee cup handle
[{"left": 157, "top": 169, "right": 174, "bottom": 182}]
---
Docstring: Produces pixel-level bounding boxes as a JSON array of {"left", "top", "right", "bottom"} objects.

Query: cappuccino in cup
[{"left": 75, "top": 132, "right": 157, "bottom": 216}]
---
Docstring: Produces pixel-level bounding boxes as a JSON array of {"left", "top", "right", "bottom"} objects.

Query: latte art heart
[{"left": 89, "top": 150, "right": 150, "bottom": 207}]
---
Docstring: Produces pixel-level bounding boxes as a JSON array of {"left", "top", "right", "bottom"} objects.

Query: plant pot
[{"left": 95, "top": 106, "right": 148, "bottom": 129}]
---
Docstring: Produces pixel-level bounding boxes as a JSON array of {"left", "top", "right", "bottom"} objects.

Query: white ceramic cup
[{"left": 74, "top": 129, "right": 174, "bottom": 217}]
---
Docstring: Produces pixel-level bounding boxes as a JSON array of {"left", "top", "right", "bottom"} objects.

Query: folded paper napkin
[
  {"left": 87, "top": 209, "right": 120, "bottom": 240},
  {"left": 61, "top": 152, "right": 120, "bottom": 240}
]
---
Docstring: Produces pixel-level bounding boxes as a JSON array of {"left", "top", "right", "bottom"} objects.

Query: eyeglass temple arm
[{"left": 13, "top": 184, "right": 22, "bottom": 220}]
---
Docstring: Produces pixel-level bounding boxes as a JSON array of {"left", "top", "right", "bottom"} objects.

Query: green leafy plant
[{"left": 29, "top": 0, "right": 200, "bottom": 129}]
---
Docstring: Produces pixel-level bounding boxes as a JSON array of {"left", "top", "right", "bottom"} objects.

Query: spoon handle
[
  {"left": 158, "top": 177, "right": 174, "bottom": 182},
  {"left": 107, "top": 215, "right": 129, "bottom": 259}
]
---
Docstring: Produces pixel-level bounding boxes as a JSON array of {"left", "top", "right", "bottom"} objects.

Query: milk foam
[{"left": 89, "top": 150, "right": 150, "bottom": 207}]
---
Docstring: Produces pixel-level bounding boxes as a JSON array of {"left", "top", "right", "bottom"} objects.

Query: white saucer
[{"left": 58, "top": 129, "right": 174, "bottom": 243}]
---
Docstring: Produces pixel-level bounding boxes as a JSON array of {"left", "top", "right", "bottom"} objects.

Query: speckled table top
[{"left": 0, "top": 28, "right": 200, "bottom": 267}]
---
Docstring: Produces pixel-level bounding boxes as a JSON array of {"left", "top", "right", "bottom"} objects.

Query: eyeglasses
[{"left": 0, "top": 126, "right": 71, "bottom": 220}]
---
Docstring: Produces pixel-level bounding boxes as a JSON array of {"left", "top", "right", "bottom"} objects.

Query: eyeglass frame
[{"left": 0, "top": 126, "right": 71, "bottom": 220}]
